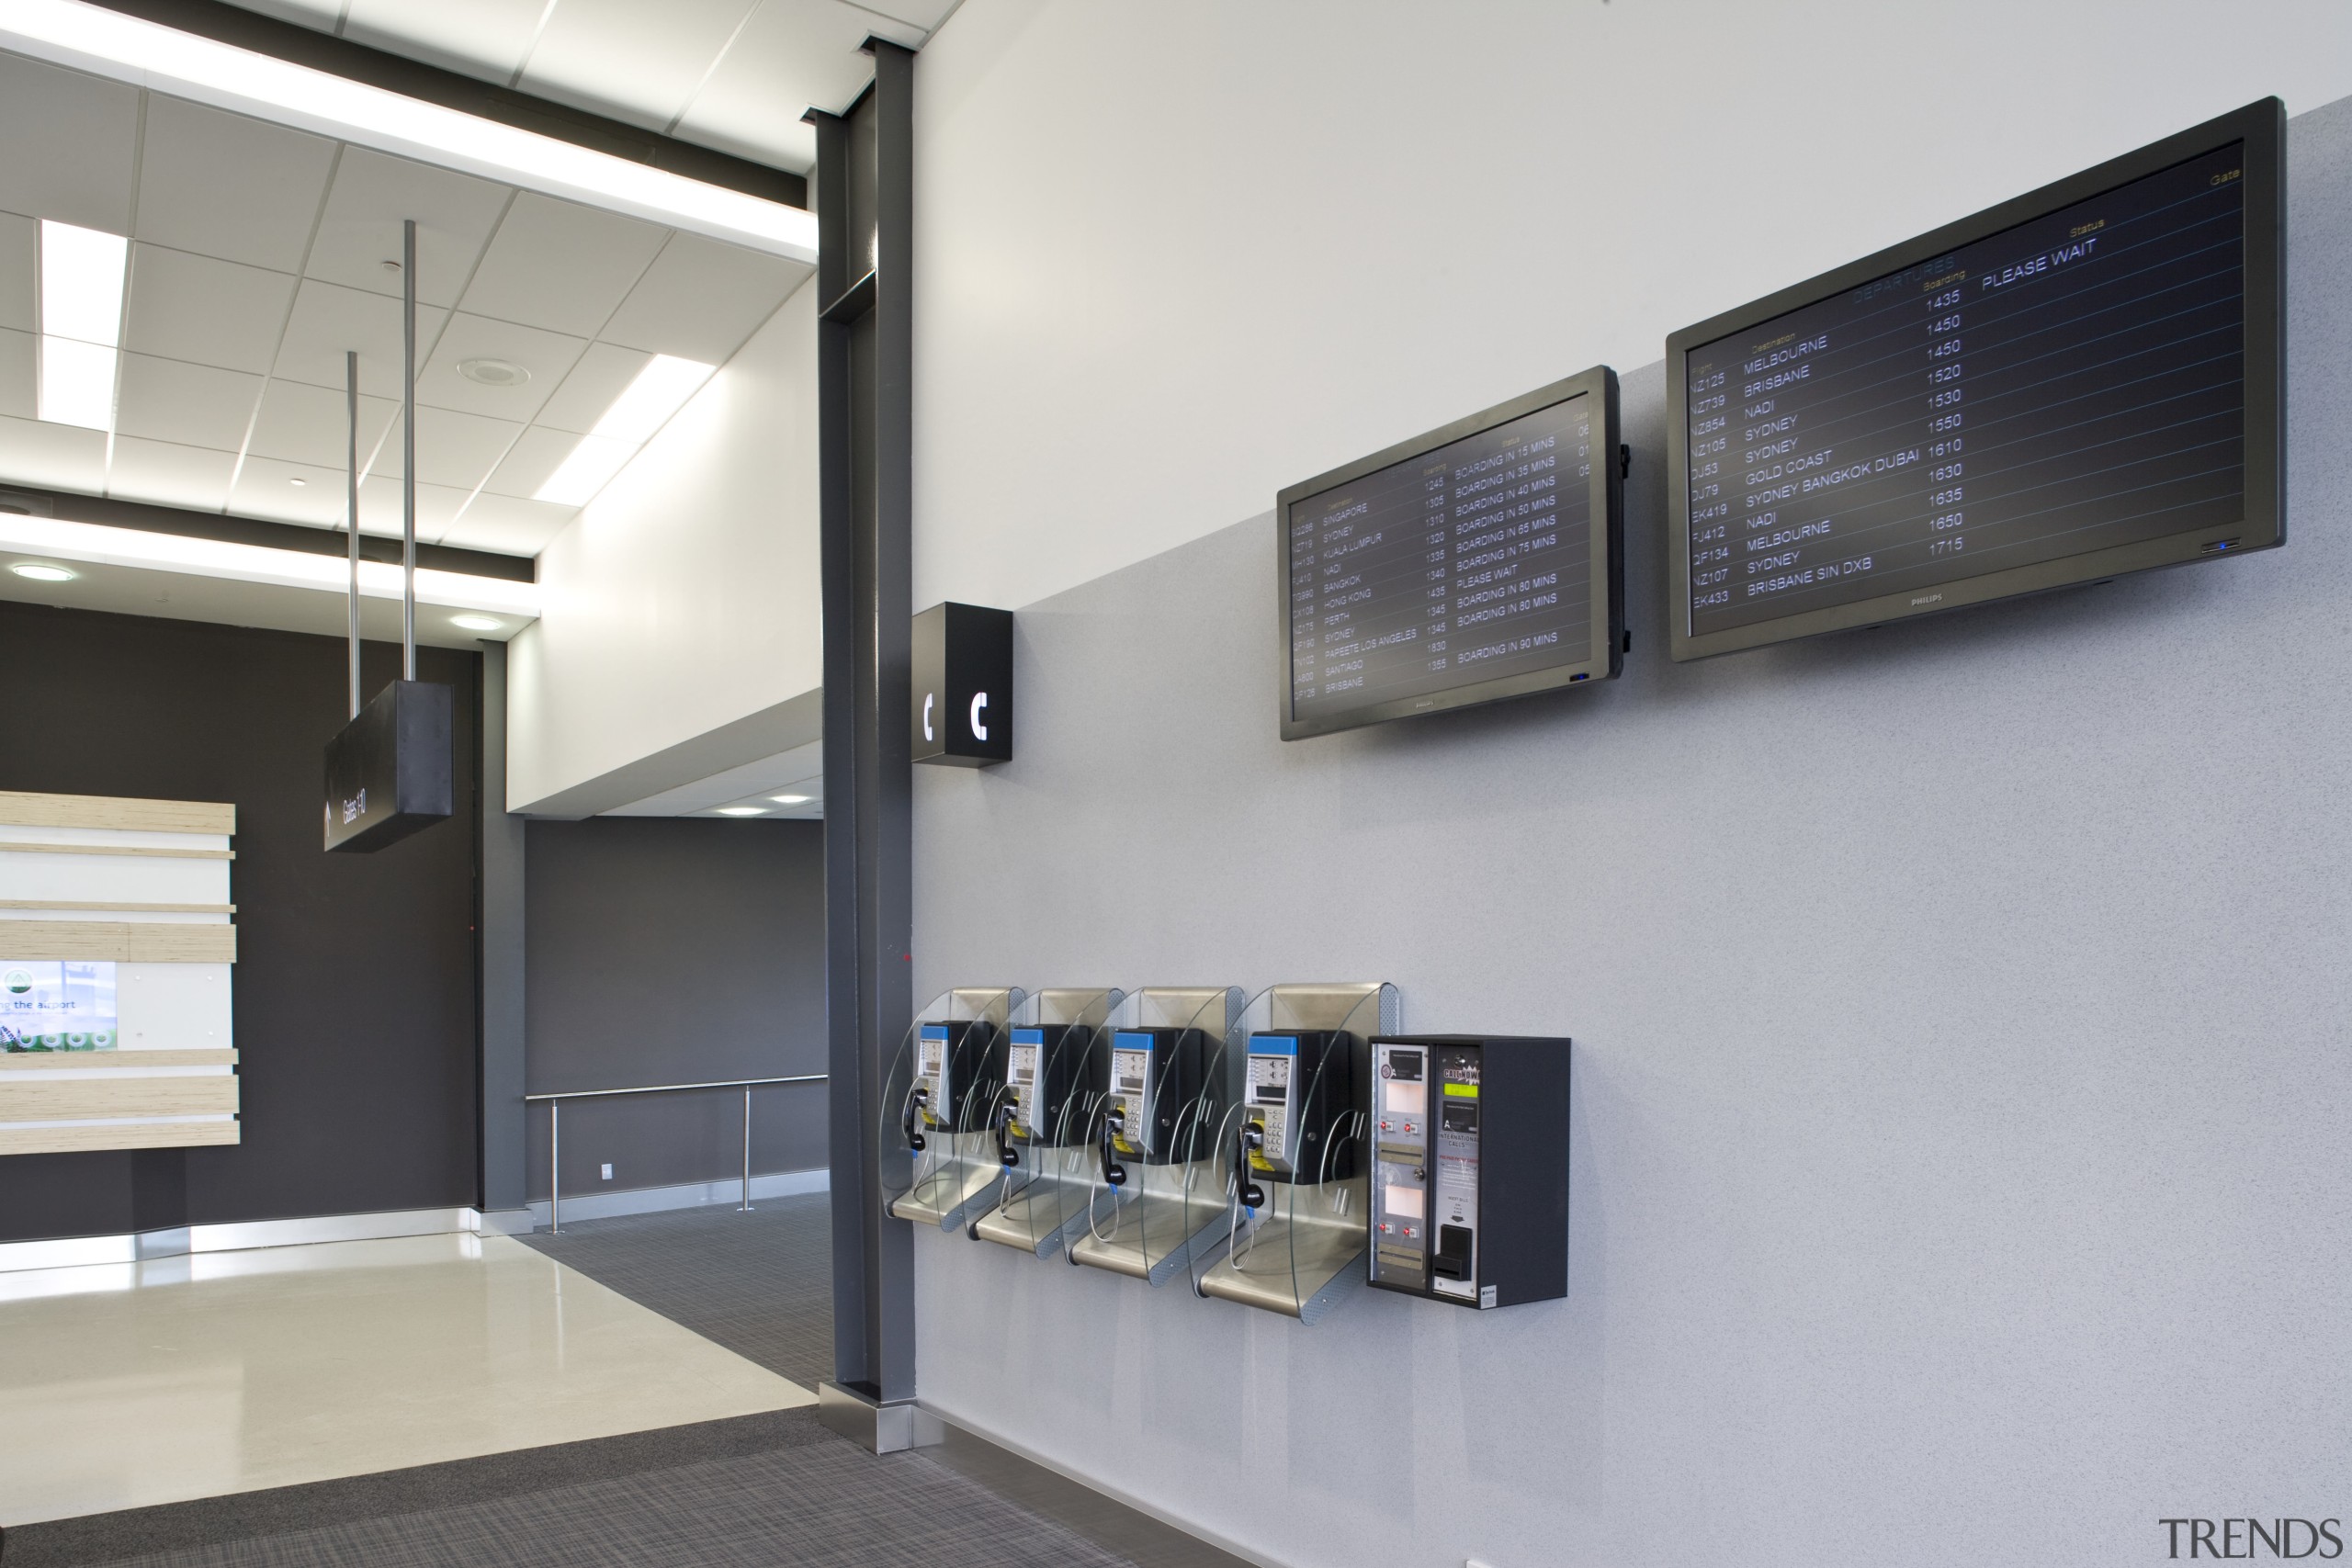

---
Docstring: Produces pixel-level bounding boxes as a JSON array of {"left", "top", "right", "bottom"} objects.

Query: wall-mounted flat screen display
[
  {"left": 1667, "top": 97, "right": 2282, "bottom": 660},
  {"left": 1277, "top": 367, "right": 1623, "bottom": 739},
  {"left": 0, "top": 961, "right": 119, "bottom": 1051}
]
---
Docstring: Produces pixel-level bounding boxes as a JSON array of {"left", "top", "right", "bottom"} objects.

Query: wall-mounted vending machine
[
  {"left": 974, "top": 988, "right": 1121, "bottom": 1258},
  {"left": 1069, "top": 987, "right": 1242, "bottom": 1286},
  {"left": 1366, "top": 1035, "right": 1568, "bottom": 1309},
  {"left": 885, "top": 987, "right": 1023, "bottom": 1232}
]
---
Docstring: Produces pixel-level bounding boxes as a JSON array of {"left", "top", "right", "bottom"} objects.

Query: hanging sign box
[{"left": 323, "top": 680, "right": 453, "bottom": 852}]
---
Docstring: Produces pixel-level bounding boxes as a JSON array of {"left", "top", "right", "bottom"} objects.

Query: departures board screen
[
  {"left": 1667, "top": 98, "right": 2282, "bottom": 660},
  {"left": 1278, "top": 367, "right": 1622, "bottom": 739}
]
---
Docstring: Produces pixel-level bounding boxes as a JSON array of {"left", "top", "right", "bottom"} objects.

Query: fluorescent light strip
[
  {"left": 0, "top": 0, "right": 818, "bottom": 264},
  {"left": 535, "top": 355, "right": 716, "bottom": 507},
  {"left": 0, "top": 515, "right": 539, "bottom": 619},
  {"left": 38, "top": 337, "right": 117, "bottom": 431},
  {"left": 37, "top": 220, "right": 128, "bottom": 431},
  {"left": 40, "top": 220, "right": 127, "bottom": 344},
  {"left": 534, "top": 434, "right": 637, "bottom": 508},
  {"left": 594, "top": 355, "right": 717, "bottom": 443}
]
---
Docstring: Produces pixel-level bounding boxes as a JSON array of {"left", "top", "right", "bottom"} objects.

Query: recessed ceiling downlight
[
  {"left": 769, "top": 794, "right": 811, "bottom": 805},
  {"left": 459, "top": 358, "right": 530, "bottom": 388},
  {"left": 716, "top": 806, "right": 765, "bottom": 817},
  {"left": 9, "top": 561, "right": 76, "bottom": 582},
  {"left": 450, "top": 613, "right": 503, "bottom": 632}
]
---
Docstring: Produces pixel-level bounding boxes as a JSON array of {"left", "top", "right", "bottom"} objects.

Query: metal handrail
[{"left": 526, "top": 1074, "right": 828, "bottom": 1233}]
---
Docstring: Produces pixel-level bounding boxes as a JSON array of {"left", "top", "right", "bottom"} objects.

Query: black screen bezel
[
  {"left": 1274, "top": 366, "right": 1623, "bottom": 740},
  {"left": 1664, "top": 96, "right": 2285, "bottom": 662}
]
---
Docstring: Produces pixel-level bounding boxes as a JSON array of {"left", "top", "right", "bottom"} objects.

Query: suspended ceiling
[
  {"left": 224, "top": 0, "right": 957, "bottom": 174},
  {"left": 0, "top": 48, "right": 819, "bottom": 558}
]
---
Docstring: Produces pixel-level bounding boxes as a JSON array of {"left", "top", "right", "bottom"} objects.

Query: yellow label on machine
[{"left": 1442, "top": 1083, "right": 1478, "bottom": 1098}]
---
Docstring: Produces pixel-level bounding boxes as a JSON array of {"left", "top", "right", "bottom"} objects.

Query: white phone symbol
[
  {"left": 922, "top": 693, "right": 933, "bottom": 741},
  {"left": 969, "top": 692, "right": 989, "bottom": 741}
]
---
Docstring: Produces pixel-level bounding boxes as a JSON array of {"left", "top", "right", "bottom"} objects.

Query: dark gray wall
[
  {"left": 904, "top": 94, "right": 2352, "bottom": 1568},
  {"left": 0, "top": 601, "right": 481, "bottom": 1242},
  {"left": 524, "top": 817, "right": 826, "bottom": 1198}
]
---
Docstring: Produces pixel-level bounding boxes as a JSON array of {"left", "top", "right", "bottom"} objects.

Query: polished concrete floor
[
  {"left": 517, "top": 1194, "right": 833, "bottom": 1389},
  {"left": 0, "top": 1232, "right": 814, "bottom": 1529}
]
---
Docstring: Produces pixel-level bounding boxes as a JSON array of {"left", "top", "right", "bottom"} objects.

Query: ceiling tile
[
  {"left": 357, "top": 473, "right": 472, "bottom": 543},
  {"left": 0, "top": 330, "right": 29, "bottom": 422},
  {"left": 673, "top": 0, "right": 910, "bottom": 172},
  {"left": 600, "top": 236, "right": 810, "bottom": 364},
  {"left": 0, "top": 213, "right": 31, "bottom": 334},
  {"left": 0, "top": 55, "right": 140, "bottom": 233},
  {"left": 136, "top": 97, "right": 336, "bottom": 273},
  {"left": 106, "top": 435, "right": 236, "bottom": 512},
  {"left": 518, "top": 0, "right": 762, "bottom": 131},
  {"left": 458, "top": 194, "right": 668, "bottom": 338},
  {"left": 247, "top": 378, "right": 402, "bottom": 469},
  {"left": 366, "top": 404, "right": 524, "bottom": 491},
  {"left": 229, "top": 453, "right": 355, "bottom": 527},
  {"left": 441, "top": 491, "right": 577, "bottom": 557},
  {"left": 416, "top": 313, "right": 585, "bottom": 422},
  {"left": 532, "top": 341, "right": 652, "bottom": 434},
  {"left": 124, "top": 246, "right": 299, "bottom": 375},
  {"left": 114, "top": 355, "right": 265, "bottom": 451},
  {"left": 856, "top": 0, "right": 958, "bottom": 28},
  {"left": 481, "top": 423, "right": 582, "bottom": 499},
  {"left": 0, "top": 415, "right": 105, "bottom": 493},
  {"left": 343, "top": 0, "right": 548, "bottom": 85},
  {"left": 272, "top": 279, "right": 453, "bottom": 399},
  {"left": 306, "top": 148, "right": 513, "bottom": 309}
]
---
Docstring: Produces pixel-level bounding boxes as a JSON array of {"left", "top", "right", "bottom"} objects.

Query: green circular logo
[{"left": 3, "top": 969, "right": 30, "bottom": 995}]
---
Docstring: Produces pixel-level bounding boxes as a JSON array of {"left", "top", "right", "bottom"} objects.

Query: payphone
[
  {"left": 1195, "top": 983, "right": 1396, "bottom": 1325},
  {"left": 1069, "top": 987, "right": 1242, "bottom": 1285},
  {"left": 884, "top": 987, "right": 1022, "bottom": 1232},
  {"left": 974, "top": 988, "right": 1120, "bottom": 1258},
  {"left": 1366, "top": 1035, "right": 1569, "bottom": 1309}
]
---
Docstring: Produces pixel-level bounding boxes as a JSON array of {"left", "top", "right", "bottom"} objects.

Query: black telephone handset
[
  {"left": 1099, "top": 1109, "right": 1127, "bottom": 1189},
  {"left": 1236, "top": 1121, "right": 1266, "bottom": 1210},
  {"left": 994, "top": 1101, "right": 1019, "bottom": 1167},
  {"left": 903, "top": 1086, "right": 929, "bottom": 1152}
]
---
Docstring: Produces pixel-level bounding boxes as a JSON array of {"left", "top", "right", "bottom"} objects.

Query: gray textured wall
[
  {"left": 525, "top": 818, "right": 827, "bottom": 1197},
  {"left": 906, "top": 97, "right": 2352, "bottom": 1568}
]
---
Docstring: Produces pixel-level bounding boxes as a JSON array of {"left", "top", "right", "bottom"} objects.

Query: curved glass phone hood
[
  {"left": 1067, "top": 987, "right": 1245, "bottom": 1286},
  {"left": 1193, "top": 982, "right": 1396, "bottom": 1325},
  {"left": 971, "top": 987, "right": 1124, "bottom": 1258},
  {"left": 880, "top": 987, "right": 1023, "bottom": 1233}
]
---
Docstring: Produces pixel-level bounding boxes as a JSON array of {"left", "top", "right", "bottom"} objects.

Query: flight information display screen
[
  {"left": 1281, "top": 372, "right": 1618, "bottom": 739},
  {"left": 1679, "top": 140, "right": 2254, "bottom": 646}
]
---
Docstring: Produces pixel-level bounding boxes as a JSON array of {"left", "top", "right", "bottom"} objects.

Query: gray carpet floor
[
  {"left": 2, "top": 1409, "right": 1146, "bottom": 1567},
  {"left": 515, "top": 1195, "right": 835, "bottom": 1391}
]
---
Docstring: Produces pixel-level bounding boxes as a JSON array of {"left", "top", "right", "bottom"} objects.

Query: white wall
[
  {"left": 911, "top": 0, "right": 2352, "bottom": 612},
  {"left": 904, "top": 6, "right": 2352, "bottom": 1567},
  {"left": 507, "top": 276, "right": 821, "bottom": 810}
]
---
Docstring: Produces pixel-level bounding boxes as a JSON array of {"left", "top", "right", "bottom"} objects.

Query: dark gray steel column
[
  {"left": 478, "top": 639, "right": 528, "bottom": 1218},
  {"left": 812, "top": 36, "right": 918, "bottom": 1411}
]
